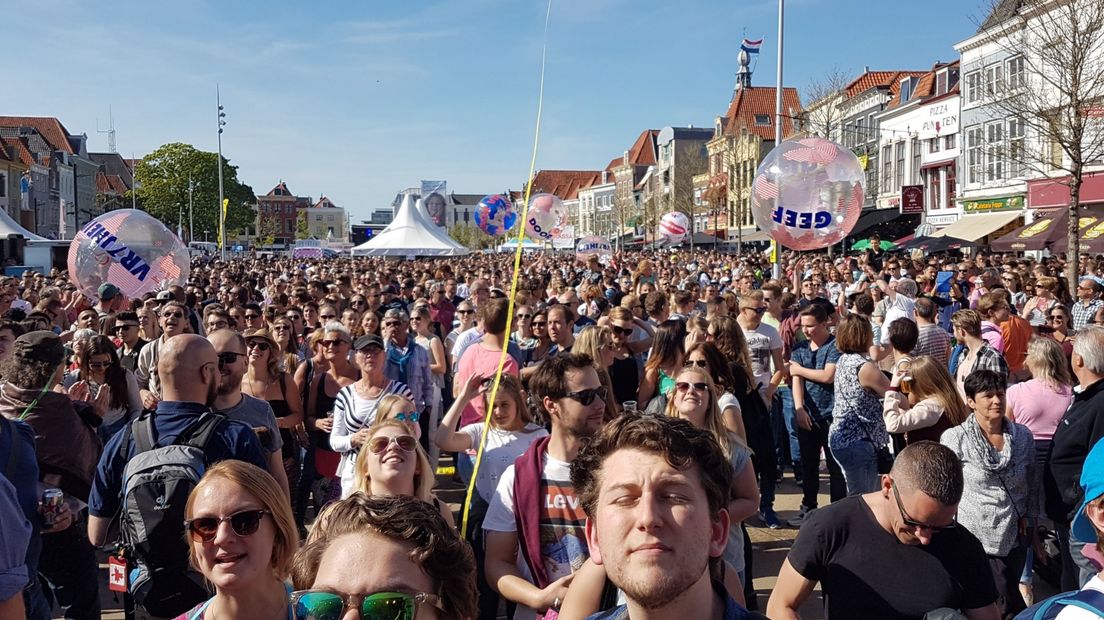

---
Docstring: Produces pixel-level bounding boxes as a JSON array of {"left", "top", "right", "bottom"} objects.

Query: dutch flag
[{"left": 741, "top": 38, "right": 762, "bottom": 54}]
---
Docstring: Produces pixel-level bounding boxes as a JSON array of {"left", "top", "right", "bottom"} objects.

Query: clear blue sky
[{"left": 12, "top": 0, "right": 982, "bottom": 222}]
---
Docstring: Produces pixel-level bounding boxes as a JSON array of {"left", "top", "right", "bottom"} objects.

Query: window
[
  {"left": 881, "top": 145, "right": 893, "bottom": 190},
  {"left": 936, "top": 69, "right": 948, "bottom": 96},
  {"left": 855, "top": 118, "right": 865, "bottom": 148},
  {"left": 966, "top": 126, "right": 984, "bottom": 185},
  {"left": 895, "top": 141, "right": 905, "bottom": 189},
  {"left": 1008, "top": 117, "right": 1025, "bottom": 177},
  {"left": 754, "top": 114, "right": 771, "bottom": 126},
  {"left": 930, "top": 138, "right": 940, "bottom": 154},
  {"left": 985, "top": 62, "right": 1004, "bottom": 97},
  {"left": 0, "top": 174, "right": 6, "bottom": 198},
  {"left": 911, "top": 137, "right": 921, "bottom": 184},
  {"left": 986, "top": 120, "right": 1005, "bottom": 181},
  {"left": 945, "top": 133, "right": 956, "bottom": 150},
  {"left": 900, "top": 77, "right": 915, "bottom": 103},
  {"left": 1006, "top": 55, "right": 1025, "bottom": 90},
  {"left": 966, "top": 71, "right": 982, "bottom": 104},
  {"left": 930, "top": 170, "right": 941, "bottom": 210}
]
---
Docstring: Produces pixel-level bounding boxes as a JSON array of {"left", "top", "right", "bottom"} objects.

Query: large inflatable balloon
[
  {"left": 474, "top": 194, "right": 517, "bottom": 236},
  {"left": 576, "top": 235, "right": 612, "bottom": 263},
  {"left": 68, "top": 209, "right": 190, "bottom": 300},
  {"left": 523, "top": 193, "right": 568, "bottom": 242},
  {"left": 749, "top": 136, "right": 865, "bottom": 251},
  {"left": 658, "top": 211, "right": 690, "bottom": 244}
]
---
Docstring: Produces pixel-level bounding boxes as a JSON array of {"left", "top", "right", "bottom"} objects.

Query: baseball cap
[
  {"left": 155, "top": 290, "right": 174, "bottom": 302},
  {"left": 13, "top": 331, "right": 65, "bottom": 366},
  {"left": 353, "top": 334, "right": 384, "bottom": 351},
  {"left": 1073, "top": 438, "right": 1104, "bottom": 541},
  {"left": 98, "top": 283, "right": 120, "bottom": 301}
]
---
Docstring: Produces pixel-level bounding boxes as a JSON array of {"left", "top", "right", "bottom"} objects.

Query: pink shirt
[
  {"left": 455, "top": 342, "right": 520, "bottom": 427},
  {"left": 1007, "top": 378, "right": 1073, "bottom": 441},
  {"left": 981, "top": 321, "right": 1005, "bottom": 353}
]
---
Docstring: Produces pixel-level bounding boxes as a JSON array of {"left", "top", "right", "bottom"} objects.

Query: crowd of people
[{"left": 2, "top": 241, "right": 1104, "bottom": 619}]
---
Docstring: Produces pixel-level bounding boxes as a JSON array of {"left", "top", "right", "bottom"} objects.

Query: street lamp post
[
  {"left": 217, "top": 85, "right": 226, "bottom": 260},
  {"left": 773, "top": 0, "right": 785, "bottom": 280}
]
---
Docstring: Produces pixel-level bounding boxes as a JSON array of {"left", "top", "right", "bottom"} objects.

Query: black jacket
[{"left": 1045, "top": 378, "right": 1104, "bottom": 523}]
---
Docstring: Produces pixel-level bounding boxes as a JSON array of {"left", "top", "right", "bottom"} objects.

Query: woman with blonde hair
[
  {"left": 882, "top": 355, "right": 970, "bottom": 445},
  {"left": 374, "top": 393, "right": 423, "bottom": 440},
  {"left": 573, "top": 325, "right": 619, "bottom": 419},
  {"left": 1023, "top": 275, "right": 1060, "bottom": 328},
  {"left": 179, "top": 460, "right": 298, "bottom": 619},
  {"left": 351, "top": 420, "right": 454, "bottom": 527}
]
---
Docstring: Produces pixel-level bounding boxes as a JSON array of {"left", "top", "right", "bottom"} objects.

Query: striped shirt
[{"left": 912, "top": 323, "right": 952, "bottom": 367}]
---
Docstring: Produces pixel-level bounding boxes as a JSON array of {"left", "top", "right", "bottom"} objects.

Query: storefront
[{"left": 935, "top": 195, "right": 1024, "bottom": 242}]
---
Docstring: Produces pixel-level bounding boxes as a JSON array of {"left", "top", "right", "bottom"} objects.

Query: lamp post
[
  {"left": 217, "top": 85, "right": 226, "bottom": 260},
  {"left": 772, "top": 0, "right": 785, "bottom": 280}
]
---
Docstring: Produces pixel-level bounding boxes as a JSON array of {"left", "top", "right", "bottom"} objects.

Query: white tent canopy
[
  {"left": 351, "top": 196, "right": 470, "bottom": 257},
  {"left": 0, "top": 209, "right": 45, "bottom": 241}
]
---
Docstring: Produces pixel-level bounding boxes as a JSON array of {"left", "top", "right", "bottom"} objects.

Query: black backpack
[{"left": 118, "top": 410, "right": 225, "bottom": 617}]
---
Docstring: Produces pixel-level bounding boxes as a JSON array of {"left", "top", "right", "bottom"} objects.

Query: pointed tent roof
[
  {"left": 350, "top": 195, "right": 470, "bottom": 257},
  {"left": 0, "top": 208, "right": 45, "bottom": 241}
]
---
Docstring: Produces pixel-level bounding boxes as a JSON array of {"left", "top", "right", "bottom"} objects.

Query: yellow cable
[{"left": 461, "top": 0, "right": 554, "bottom": 538}]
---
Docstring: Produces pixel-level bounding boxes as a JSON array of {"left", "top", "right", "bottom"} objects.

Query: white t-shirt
[
  {"left": 1056, "top": 575, "right": 1104, "bottom": 618},
  {"left": 718, "top": 391, "right": 741, "bottom": 419},
  {"left": 741, "top": 322, "right": 782, "bottom": 392},
  {"left": 483, "top": 453, "right": 589, "bottom": 620},
  {"left": 458, "top": 423, "right": 548, "bottom": 502},
  {"left": 883, "top": 294, "right": 916, "bottom": 333}
]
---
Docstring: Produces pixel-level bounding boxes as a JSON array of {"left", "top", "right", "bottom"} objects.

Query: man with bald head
[{"left": 87, "top": 334, "right": 267, "bottom": 548}]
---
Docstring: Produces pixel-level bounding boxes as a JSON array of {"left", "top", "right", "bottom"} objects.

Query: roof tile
[
  {"left": 0, "top": 116, "right": 75, "bottom": 154},
  {"left": 722, "top": 87, "right": 803, "bottom": 140}
]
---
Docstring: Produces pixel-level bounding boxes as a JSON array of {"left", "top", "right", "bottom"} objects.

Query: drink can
[{"left": 40, "top": 488, "right": 64, "bottom": 527}]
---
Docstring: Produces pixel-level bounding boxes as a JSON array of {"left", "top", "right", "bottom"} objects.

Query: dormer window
[
  {"left": 936, "top": 69, "right": 948, "bottom": 96},
  {"left": 899, "top": 76, "right": 917, "bottom": 103},
  {"left": 754, "top": 114, "right": 771, "bottom": 126}
]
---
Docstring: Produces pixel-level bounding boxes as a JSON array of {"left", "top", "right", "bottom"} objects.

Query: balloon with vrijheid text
[
  {"left": 523, "top": 193, "right": 568, "bottom": 242},
  {"left": 749, "top": 137, "right": 865, "bottom": 251},
  {"left": 68, "top": 209, "right": 190, "bottom": 300}
]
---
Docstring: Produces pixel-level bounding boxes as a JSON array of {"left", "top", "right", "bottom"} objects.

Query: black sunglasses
[
  {"left": 185, "top": 509, "right": 269, "bottom": 543},
  {"left": 610, "top": 325, "right": 633, "bottom": 336},
  {"left": 564, "top": 385, "right": 607, "bottom": 406},
  {"left": 246, "top": 341, "right": 271, "bottom": 352},
  {"left": 217, "top": 352, "right": 245, "bottom": 368},
  {"left": 892, "top": 481, "right": 957, "bottom": 532}
]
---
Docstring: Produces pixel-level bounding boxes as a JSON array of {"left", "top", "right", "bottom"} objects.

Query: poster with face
[{"left": 421, "top": 180, "right": 448, "bottom": 227}]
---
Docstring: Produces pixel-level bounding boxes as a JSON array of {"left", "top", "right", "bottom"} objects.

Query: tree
[
  {"left": 802, "top": 66, "right": 852, "bottom": 139},
  {"left": 296, "top": 210, "right": 311, "bottom": 240},
  {"left": 257, "top": 213, "right": 280, "bottom": 247},
  {"left": 133, "top": 143, "right": 256, "bottom": 243},
  {"left": 982, "top": 0, "right": 1104, "bottom": 291},
  {"left": 448, "top": 224, "right": 496, "bottom": 251}
]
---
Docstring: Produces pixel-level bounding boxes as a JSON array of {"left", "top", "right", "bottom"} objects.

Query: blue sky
[{"left": 12, "top": 0, "right": 981, "bottom": 222}]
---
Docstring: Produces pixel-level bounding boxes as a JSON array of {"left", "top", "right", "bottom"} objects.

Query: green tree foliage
[
  {"left": 132, "top": 143, "right": 257, "bottom": 241},
  {"left": 296, "top": 210, "right": 311, "bottom": 240},
  {"left": 448, "top": 224, "right": 496, "bottom": 251}
]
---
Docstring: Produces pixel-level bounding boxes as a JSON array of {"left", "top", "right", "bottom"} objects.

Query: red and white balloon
[
  {"left": 658, "top": 211, "right": 690, "bottom": 244},
  {"left": 749, "top": 137, "right": 865, "bottom": 251}
]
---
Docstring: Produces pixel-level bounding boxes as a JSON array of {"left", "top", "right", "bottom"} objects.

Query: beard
[
  {"left": 611, "top": 555, "right": 708, "bottom": 611},
  {"left": 205, "top": 375, "right": 219, "bottom": 407}
]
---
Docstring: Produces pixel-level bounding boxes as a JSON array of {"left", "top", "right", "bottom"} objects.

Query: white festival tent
[
  {"left": 0, "top": 209, "right": 46, "bottom": 241},
  {"left": 350, "top": 195, "right": 470, "bottom": 257}
]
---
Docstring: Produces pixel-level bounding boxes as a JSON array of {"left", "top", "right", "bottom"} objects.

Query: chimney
[
  {"left": 601, "top": 171, "right": 608, "bottom": 184},
  {"left": 623, "top": 150, "right": 629, "bottom": 165}
]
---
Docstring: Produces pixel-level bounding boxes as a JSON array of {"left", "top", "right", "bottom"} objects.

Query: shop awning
[
  {"left": 741, "top": 229, "right": 773, "bottom": 243},
  {"left": 850, "top": 208, "right": 909, "bottom": 239},
  {"left": 990, "top": 210, "right": 1101, "bottom": 252},
  {"left": 932, "top": 211, "right": 1022, "bottom": 242}
]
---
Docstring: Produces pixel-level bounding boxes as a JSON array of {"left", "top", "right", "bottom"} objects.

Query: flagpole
[
  {"left": 217, "top": 84, "right": 226, "bottom": 260},
  {"left": 773, "top": 0, "right": 785, "bottom": 280}
]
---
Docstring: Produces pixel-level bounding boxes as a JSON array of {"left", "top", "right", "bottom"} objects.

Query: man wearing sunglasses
[
  {"left": 484, "top": 353, "right": 606, "bottom": 620},
  {"left": 113, "top": 310, "right": 146, "bottom": 374},
  {"left": 382, "top": 309, "right": 434, "bottom": 443},
  {"left": 1073, "top": 276, "right": 1104, "bottom": 332},
  {"left": 768, "top": 441, "right": 999, "bottom": 619},
  {"left": 209, "top": 329, "right": 291, "bottom": 500},
  {"left": 135, "top": 300, "right": 191, "bottom": 410},
  {"left": 89, "top": 335, "right": 267, "bottom": 617}
]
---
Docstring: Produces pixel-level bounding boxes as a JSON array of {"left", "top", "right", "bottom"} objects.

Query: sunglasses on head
[
  {"left": 290, "top": 590, "right": 444, "bottom": 620},
  {"left": 393, "top": 411, "right": 421, "bottom": 423},
  {"left": 247, "top": 340, "right": 271, "bottom": 351},
  {"left": 564, "top": 385, "right": 607, "bottom": 406},
  {"left": 185, "top": 509, "right": 269, "bottom": 543},
  {"left": 676, "top": 381, "right": 709, "bottom": 393},
  {"left": 367, "top": 434, "right": 417, "bottom": 455}
]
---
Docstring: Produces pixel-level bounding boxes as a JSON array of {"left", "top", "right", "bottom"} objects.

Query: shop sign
[
  {"left": 927, "top": 213, "right": 960, "bottom": 226},
  {"left": 901, "top": 185, "right": 924, "bottom": 214},
  {"left": 962, "top": 196, "right": 1024, "bottom": 213}
]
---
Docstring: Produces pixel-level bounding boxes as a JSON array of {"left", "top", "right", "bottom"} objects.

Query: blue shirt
[
  {"left": 585, "top": 581, "right": 750, "bottom": 620},
  {"left": 0, "top": 473, "right": 30, "bottom": 601},
  {"left": 88, "top": 401, "right": 267, "bottom": 518},
  {"left": 790, "top": 336, "right": 841, "bottom": 421}
]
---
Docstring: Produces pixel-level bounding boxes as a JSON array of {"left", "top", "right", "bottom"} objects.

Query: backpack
[
  {"left": 1014, "top": 589, "right": 1104, "bottom": 619},
  {"left": 118, "top": 410, "right": 226, "bottom": 617}
]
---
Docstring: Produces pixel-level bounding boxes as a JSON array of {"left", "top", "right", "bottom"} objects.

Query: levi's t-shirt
[{"left": 484, "top": 453, "right": 589, "bottom": 620}]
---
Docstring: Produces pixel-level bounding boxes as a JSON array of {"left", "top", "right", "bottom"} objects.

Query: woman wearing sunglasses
[
  {"left": 636, "top": 320, "right": 686, "bottom": 408},
  {"left": 62, "top": 335, "right": 141, "bottom": 442},
  {"left": 179, "top": 460, "right": 299, "bottom": 620},
  {"left": 665, "top": 366, "right": 758, "bottom": 589},
  {"left": 411, "top": 305, "right": 446, "bottom": 463},
  {"left": 1042, "top": 305, "right": 1075, "bottom": 361},
  {"left": 289, "top": 494, "right": 476, "bottom": 620},
  {"left": 352, "top": 420, "right": 454, "bottom": 527},
  {"left": 573, "top": 325, "right": 620, "bottom": 421},
  {"left": 270, "top": 316, "right": 302, "bottom": 370},
  {"left": 376, "top": 394, "right": 423, "bottom": 440},
  {"left": 242, "top": 328, "right": 306, "bottom": 502}
]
